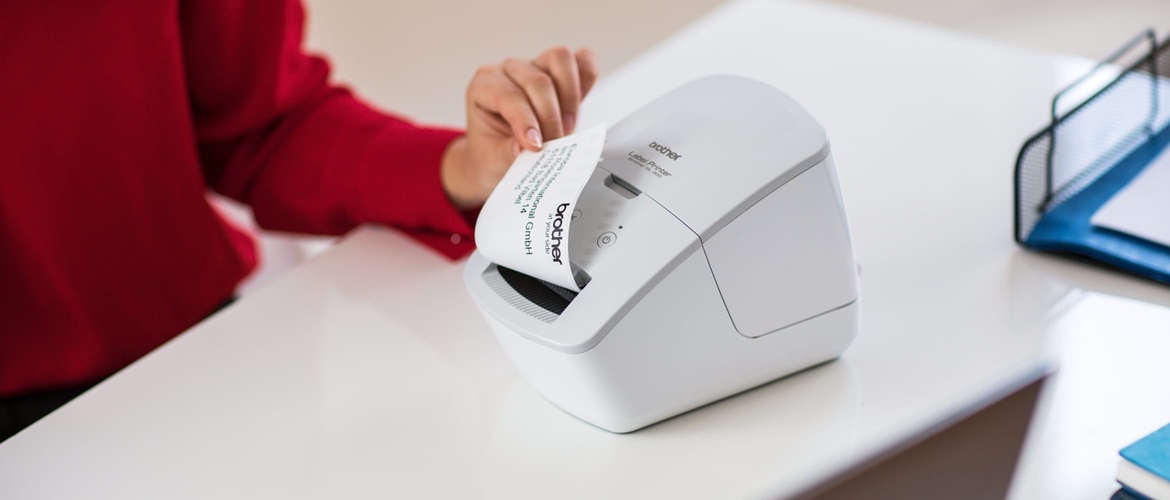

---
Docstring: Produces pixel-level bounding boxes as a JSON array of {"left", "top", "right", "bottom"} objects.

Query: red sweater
[{"left": 0, "top": 1, "right": 476, "bottom": 397}]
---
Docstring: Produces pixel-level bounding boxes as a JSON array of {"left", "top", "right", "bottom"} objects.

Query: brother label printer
[{"left": 464, "top": 75, "right": 859, "bottom": 433}]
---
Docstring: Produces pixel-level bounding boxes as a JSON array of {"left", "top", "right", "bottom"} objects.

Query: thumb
[
  {"left": 501, "top": 140, "right": 521, "bottom": 168},
  {"left": 486, "top": 140, "right": 522, "bottom": 191}
]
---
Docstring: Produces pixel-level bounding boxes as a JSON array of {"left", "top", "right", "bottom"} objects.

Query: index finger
[
  {"left": 575, "top": 47, "right": 599, "bottom": 98},
  {"left": 535, "top": 47, "right": 581, "bottom": 134}
]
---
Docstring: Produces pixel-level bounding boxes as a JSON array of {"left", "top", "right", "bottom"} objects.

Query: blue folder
[{"left": 1025, "top": 124, "right": 1170, "bottom": 284}]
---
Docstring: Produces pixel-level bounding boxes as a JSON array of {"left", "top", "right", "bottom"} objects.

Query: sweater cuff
[{"left": 360, "top": 125, "right": 478, "bottom": 260}]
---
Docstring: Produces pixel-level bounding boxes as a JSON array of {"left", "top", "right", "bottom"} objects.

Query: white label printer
[{"left": 464, "top": 75, "right": 860, "bottom": 433}]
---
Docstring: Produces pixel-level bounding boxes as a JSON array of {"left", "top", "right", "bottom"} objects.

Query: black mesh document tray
[{"left": 1015, "top": 30, "right": 1170, "bottom": 285}]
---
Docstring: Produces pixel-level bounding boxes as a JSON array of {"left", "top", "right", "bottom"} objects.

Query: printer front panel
[{"left": 464, "top": 179, "right": 701, "bottom": 354}]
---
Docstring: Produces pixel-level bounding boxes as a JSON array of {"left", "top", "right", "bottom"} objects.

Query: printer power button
[{"left": 597, "top": 231, "right": 617, "bottom": 248}]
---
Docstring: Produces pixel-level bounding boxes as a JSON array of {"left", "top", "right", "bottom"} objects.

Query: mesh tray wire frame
[{"left": 1014, "top": 30, "right": 1170, "bottom": 243}]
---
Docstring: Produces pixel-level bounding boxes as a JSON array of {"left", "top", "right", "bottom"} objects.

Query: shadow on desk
[{"left": 803, "top": 379, "right": 1044, "bottom": 499}]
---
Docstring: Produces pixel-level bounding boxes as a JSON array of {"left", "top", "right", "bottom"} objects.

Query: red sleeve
[{"left": 180, "top": 0, "right": 475, "bottom": 259}]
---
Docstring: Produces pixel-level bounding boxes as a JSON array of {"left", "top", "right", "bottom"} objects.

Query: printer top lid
[{"left": 601, "top": 75, "right": 829, "bottom": 241}]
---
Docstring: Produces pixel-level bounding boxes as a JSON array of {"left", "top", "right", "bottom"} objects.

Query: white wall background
[{"left": 233, "top": 0, "right": 1170, "bottom": 293}]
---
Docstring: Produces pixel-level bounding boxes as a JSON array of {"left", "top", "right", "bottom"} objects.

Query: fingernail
[
  {"left": 527, "top": 128, "right": 542, "bottom": 149},
  {"left": 563, "top": 113, "right": 576, "bottom": 134}
]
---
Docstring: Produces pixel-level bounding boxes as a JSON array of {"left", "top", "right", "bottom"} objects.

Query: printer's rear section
[{"left": 704, "top": 154, "right": 859, "bottom": 338}]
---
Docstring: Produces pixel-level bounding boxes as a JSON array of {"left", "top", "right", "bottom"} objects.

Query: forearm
[{"left": 204, "top": 87, "right": 471, "bottom": 236}]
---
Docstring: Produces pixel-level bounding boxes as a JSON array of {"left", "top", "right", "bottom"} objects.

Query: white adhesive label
[{"left": 475, "top": 124, "right": 606, "bottom": 291}]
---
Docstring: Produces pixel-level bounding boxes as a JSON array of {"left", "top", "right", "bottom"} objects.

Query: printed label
[{"left": 475, "top": 124, "right": 607, "bottom": 291}]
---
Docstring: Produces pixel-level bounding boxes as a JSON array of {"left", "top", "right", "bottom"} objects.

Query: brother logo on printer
[
  {"left": 549, "top": 203, "right": 570, "bottom": 265},
  {"left": 649, "top": 141, "right": 682, "bottom": 161}
]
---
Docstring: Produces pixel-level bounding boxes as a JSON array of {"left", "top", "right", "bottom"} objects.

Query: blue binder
[{"left": 1015, "top": 30, "right": 1170, "bottom": 285}]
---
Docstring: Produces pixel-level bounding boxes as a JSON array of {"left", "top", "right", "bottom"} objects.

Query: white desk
[
  {"left": 3, "top": 1, "right": 1168, "bottom": 498},
  {"left": 1007, "top": 272, "right": 1170, "bottom": 499}
]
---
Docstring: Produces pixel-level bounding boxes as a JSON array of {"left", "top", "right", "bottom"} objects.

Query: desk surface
[{"left": 3, "top": 1, "right": 1169, "bottom": 498}]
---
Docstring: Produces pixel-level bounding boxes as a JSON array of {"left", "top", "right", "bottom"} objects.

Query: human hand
[{"left": 441, "top": 46, "right": 599, "bottom": 210}]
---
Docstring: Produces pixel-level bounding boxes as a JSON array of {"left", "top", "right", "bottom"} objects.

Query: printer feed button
[{"left": 597, "top": 232, "right": 617, "bottom": 248}]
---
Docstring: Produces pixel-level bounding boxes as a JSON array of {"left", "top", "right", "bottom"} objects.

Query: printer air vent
[{"left": 483, "top": 265, "right": 578, "bottom": 323}]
